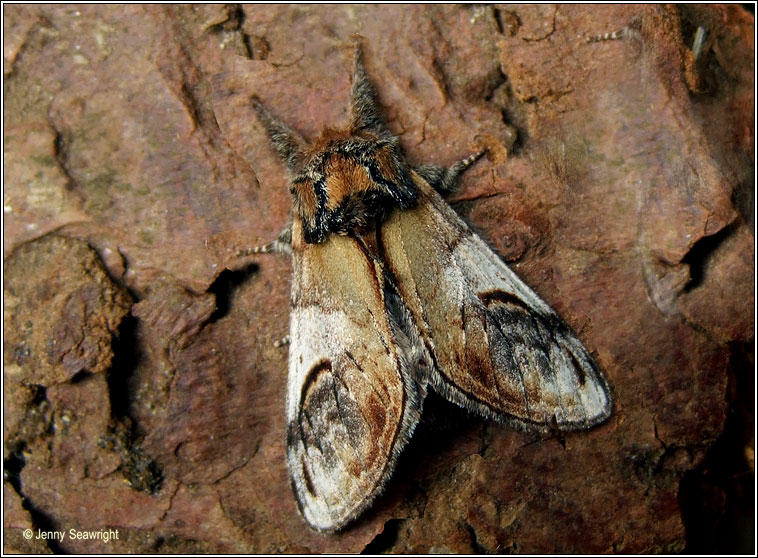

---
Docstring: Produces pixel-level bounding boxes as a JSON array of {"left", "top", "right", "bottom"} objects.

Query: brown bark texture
[{"left": 3, "top": 4, "right": 754, "bottom": 554}]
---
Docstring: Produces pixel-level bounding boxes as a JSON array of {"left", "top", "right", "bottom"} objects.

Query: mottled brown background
[{"left": 3, "top": 4, "right": 754, "bottom": 554}]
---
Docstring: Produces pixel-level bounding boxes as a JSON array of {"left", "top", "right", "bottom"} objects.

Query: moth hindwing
[{"left": 251, "top": 42, "right": 612, "bottom": 533}]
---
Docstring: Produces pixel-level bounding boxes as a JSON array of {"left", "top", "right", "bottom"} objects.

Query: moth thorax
[{"left": 291, "top": 138, "right": 418, "bottom": 244}]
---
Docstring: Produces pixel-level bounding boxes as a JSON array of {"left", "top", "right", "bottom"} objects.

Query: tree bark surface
[{"left": 3, "top": 4, "right": 753, "bottom": 554}]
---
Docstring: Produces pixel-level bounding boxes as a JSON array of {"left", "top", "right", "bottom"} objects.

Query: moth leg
[
  {"left": 586, "top": 15, "right": 642, "bottom": 43},
  {"left": 414, "top": 150, "right": 487, "bottom": 194},
  {"left": 350, "top": 40, "right": 393, "bottom": 139},
  {"left": 242, "top": 222, "right": 293, "bottom": 257}
]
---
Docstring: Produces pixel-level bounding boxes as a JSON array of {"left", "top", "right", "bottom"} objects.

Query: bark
[{"left": 3, "top": 4, "right": 753, "bottom": 553}]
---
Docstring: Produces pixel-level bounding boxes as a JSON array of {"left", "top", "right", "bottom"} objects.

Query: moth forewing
[
  {"left": 286, "top": 219, "right": 424, "bottom": 532},
  {"left": 379, "top": 175, "right": 612, "bottom": 431}
]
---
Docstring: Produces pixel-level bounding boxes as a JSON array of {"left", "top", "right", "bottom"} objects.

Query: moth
[{"left": 250, "top": 42, "right": 612, "bottom": 533}]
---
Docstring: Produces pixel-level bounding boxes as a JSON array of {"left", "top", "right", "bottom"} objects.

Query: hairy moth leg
[
  {"left": 413, "top": 150, "right": 487, "bottom": 194},
  {"left": 245, "top": 223, "right": 293, "bottom": 256},
  {"left": 241, "top": 223, "right": 293, "bottom": 349}
]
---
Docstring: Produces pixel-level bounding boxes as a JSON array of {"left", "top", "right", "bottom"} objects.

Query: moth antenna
[
  {"left": 350, "top": 41, "right": 393, "bottom": 138},
  {"left": 252, "top": 96, "right": 308, "bottom": 174}
]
